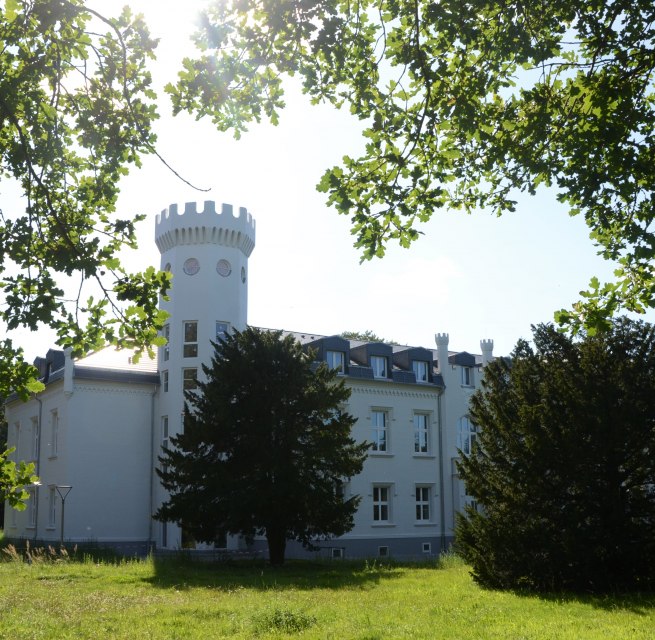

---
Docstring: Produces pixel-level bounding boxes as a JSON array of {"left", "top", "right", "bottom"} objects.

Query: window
[
  {"left": 371, "top": 410, "right": 388, "bottom": 452},
  {"left": 163, "top": 324, "right": 170, "bottom": 361},
  {"left": 331, "top": 548, "right": 344, "bottom": 559},
  {"left": 326, "top": 350, "right": 345, "bottom": 373},
  {"left": 183, "top": 368, "right": 198, "bottom": 390},
  {"left": 50, "top": 410, "right": 58, "bottom": 457},
  {"left": 31, "top": 417, "right": 39, "bottom": 460},
  {"left": 378, "top": 546, "right": 389, "bottom": 557},
  {"left": 458, "top": 416, "right": 477, "bottom": 455},
  {"left": 28, "top": 488, "right": 37, "bottom": 527},
  {"left": 48, "top": 486, "right": 57, "bottom": 528},
  {"left": 183, "top": 321, "right": 198, "bottom": 357},
  {"left": 373, "top": 485, "right": 391, "bottom": 522},
  {"left": 371, "top": 355, "right": 387, "bottom": 378},
  {"left": 413, "top": 413, "right": 429, "bottom": 454},
  {"left": 216, "top": 321, "right": 230, "bottom": 343},
  {"left": 413, "top": 360, "right": 429, "bottom": 383},
  {"left": 416, "top": 486, "right": 431, "bottom": 521},
  {"left": 422, "top": 542, "right": 432, "bottom": 554},
  {"left": 161, "top": 416, "right": 169, "bottom": 451},
  {"left": 162, "top": 370, "right": 169, "bottom": 393},
  {"left": 461, "top": 366, "right": 473, "bottom": 386},
  {"left": 13, "top": 422, "right": 20, "bottom": 460}
]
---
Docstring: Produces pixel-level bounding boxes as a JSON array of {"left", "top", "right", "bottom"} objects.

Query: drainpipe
[
  {"left": 437, "top": 389, "right": 446, "bottom": 554},
  {"left": 33, "top": 394, "right": 43, "bottom": 543},
  {"left": 148, "top": 385, "right": 157, "bottom": 552}
]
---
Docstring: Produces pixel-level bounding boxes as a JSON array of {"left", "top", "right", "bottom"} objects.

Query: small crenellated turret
[
  {"left": 480, "top": 339, "right": 494, "bottom": 367},
  {"left": 155, "top": 201, "right": 256, "bottom": 257},
  {"left": 435, "top": 333, "right": 450, "bottom": 374}
]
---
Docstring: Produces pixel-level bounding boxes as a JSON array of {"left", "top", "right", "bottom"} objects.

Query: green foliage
[
  {"left": 456, "top": 318, "right": 655, "bottom": 592},
  {"left": 0, "top": 0, "right": 171, "bottom": 399},
  {"left": 340, "top": 330, "right": 391, "bottom": 343},
  {"left": 0, "top": 447, "right": 37, "bottom": 510},
  {"left": 177, "top": 0, "right": 655, "bottom": 331},
  {"left": 251, "top": 607, "right": 317, "bottom": 634},
  {"left": 156, "top": 327, "right": 369, "bottom": 566}
]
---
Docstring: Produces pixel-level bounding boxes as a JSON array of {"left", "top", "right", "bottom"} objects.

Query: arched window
[{"left": 458, "top": 416, "right": 477, "bottom": 455}]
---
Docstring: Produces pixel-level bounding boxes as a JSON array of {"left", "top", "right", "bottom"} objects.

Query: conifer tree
[
  {"left": 456, "top": 319, "right": 655, "bottom": 592},
  {"left": 156, "top": 327, "right": 369, "bottom": 566}
]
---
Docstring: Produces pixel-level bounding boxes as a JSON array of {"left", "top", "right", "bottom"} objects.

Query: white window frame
[
  {"left": 371, "top": 410, "right": 388, "bottom": 453},
  {"left": 50, "top": 410, "right": 58, "bottom": 458},
  {"left": 415, "top": 486, "right": 431, "bottom": 522},
  {"left": 371, "top": 355, "right": 388, "bottom": 379},
  {"left": 183, "top": 368, "right": 198, "bottom": 391},
  {"left": 183, "top": 321, "right": 198, "bottom": 358},
  {"left": 413, "top": 360, "right": 429, "bottom": 383},
  {"left": 162, "top": 370, "right": 169, "bottom": 393},
  {"left": 13, "top": 421, "right": 20, "bottom": 461},
  {"left": 422, "top": 542, "right": 432, "bottom": 554},
  {"left": 161, "top": 416, "right": 169, "bottom": 451},
  {"left": 48, "top": 486, "right": 57, "bottom": 528},
  {"left": 215, "top": 321, "right": 230, "bottom": 343},
  {"left": 373, "top": 485, "right": 391, "bottom": 522},
  {"left": 163, "top": 323, "right": 170, "bottom": 361},
  {"left": 413, "top": 413, "right": 429, "bottom": 454},
  {"left": 31, "top": 416, "right": 39, "bottom": 461},
  {"left": 28, "top": 487, "right": 37, "bottom": 528},
  {"left": 458, "top": 416, "right": 477, "bottom": 455},
  {"left": 331, "top": 548, "right": 344, "bottom": 560},
  {"left": 461, "top": 366, "right": 473, "bottom": 386},
  {"left": 326, "top": 350, "right": 345, "bottom": 374}
]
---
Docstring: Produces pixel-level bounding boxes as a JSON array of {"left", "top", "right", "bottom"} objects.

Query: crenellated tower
[{"left": 154, "top": 200, "right": 256, "bottom": 548}]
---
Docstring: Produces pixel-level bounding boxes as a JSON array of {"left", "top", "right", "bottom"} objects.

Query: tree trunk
[{"left": 266, "top": 528, "right": 287, "bottom": 566}]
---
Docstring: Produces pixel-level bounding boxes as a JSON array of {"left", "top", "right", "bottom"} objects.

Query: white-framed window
[
  {"left": 373, "top": 485, "right": 391, "bottom": 522},
  {"left": 378, "top": 546, "right": 389, "bottom": 557},
  {"left": 371, "top": 355, "right": 388, "bottom": 379},
  {"left": 371, "top": 410, "right": 388, "bottom": 452},
  {"left": 31, "top": 416, "right": 39, "bottom": 461},
  {"left": 183, "top": 321, "right": 198, "bottom": 357},
  {"left": 331, "top": 548, "right": 344, "bottom": 559},
  {"left": 422, "top": 542, "right": 432, "bottom": 554},
  {"left": 28, "top": 488, "right": 37, "bottom": 527},
  {"left": 326, "top": 350, "right": 345, "bottom": 373},
  {"left": 413, "top": 413, "right": 429, "bottom": 454},
  {"left": 161, "top": 416, "right": 169, "bottom": 451},
  {"left": 50, "top": 410, "right": 58, "bottom": 457},
  {"left": 413, "top": 360, "right": 429, "bottom": 383},
  {"left": 216, "top": 321, "right": 230, "bottom": 343},
  {"left": 162, "top": 370, "right": 169, "bottom": 393},
  {"left": 461, "top": 366, "right": 473, "bottom": 386},
  {"left": 415, "top": 486, "right": 431, "bottom": 521},
  {"left": 163, "top": 324, "right": 170, "bottom": 361},
  {"left": 458, "top": 416, "right": 477, "bottom": 455},
  {"left": 13, "top": 422, "right": 20, "bottom": 461},
  {"left": 183, "top": 368, "right": 198, "bottom": 391},
  {"left": 48, "top": 486, "right": 57, "bottom": 528}
]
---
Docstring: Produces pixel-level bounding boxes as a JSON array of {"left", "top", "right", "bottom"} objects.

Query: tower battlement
[{"left": 155, "top": 201, "right": 256, "bottom": 256}]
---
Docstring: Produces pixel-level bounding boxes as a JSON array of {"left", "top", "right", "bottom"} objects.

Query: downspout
[
  {"left": 148, "top": 385, "right": 157, "bottom": 552},
  {"left": 437, "top": 389, "right": 446, "bottom": 554},
  {"left": 33, "top": 394, "right": 43, "bottom": 543}
]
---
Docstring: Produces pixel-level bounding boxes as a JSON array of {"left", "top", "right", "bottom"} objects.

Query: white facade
[{"left": 3, "top": 200, "right": 491, "bottom": 559}]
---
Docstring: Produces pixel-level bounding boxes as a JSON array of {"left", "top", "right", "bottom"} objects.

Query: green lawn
[{"left": 0, "top": 548, "right": 653, "bottom": 639}]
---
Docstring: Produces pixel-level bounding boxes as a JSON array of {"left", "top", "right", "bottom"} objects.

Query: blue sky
[{"left": 8, "top": 0, "right": 652, "bottom": 361}]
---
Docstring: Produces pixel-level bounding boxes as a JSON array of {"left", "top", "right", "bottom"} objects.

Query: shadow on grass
[
  {"left": 528, "top": 590, "right": 655, "bottom": 616},
  {"left": 145, "top": 556, "right": 435, "bottom": 592}
]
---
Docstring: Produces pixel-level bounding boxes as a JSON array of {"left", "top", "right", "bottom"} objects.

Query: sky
[{"left": 6, "top": 0, "right": 652, "bottom": 361}]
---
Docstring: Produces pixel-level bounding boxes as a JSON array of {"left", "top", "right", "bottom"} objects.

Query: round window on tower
[
  {"left": 241, "top": 266, "right": 246, "bottom": 283},
  {"left": 216, "top": 259, "right": 232, "bottom": 277},
  {"left": 183, "top": 258, "right": 200, "bottom": 276}
]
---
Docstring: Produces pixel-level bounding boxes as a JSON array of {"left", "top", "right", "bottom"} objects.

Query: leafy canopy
[
  {"left": 156, "top": 327, "right": 369, "bottom": 566},
  {"left": 0, "top": 0, "right": 171, "bottom": 399},
  {"left": 0, "top": 447, "right": 38, "bottom": 510},
  {"left": 173, "top": 0, "right": 655, "bottom": 332},
  {"left": 456, "top": 319, "right": 655, "bottom": 592}
]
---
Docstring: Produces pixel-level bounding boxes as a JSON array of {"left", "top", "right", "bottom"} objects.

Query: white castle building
[{"left": 3, "top": 201, "right": 493, "bottom": 559}]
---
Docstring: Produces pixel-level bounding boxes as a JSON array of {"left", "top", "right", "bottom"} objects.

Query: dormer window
[
  {"left": 413, "top": 360, "right": 429, "bottom": 383},
  {"left": 371, "top": 355, "right": 388, "bottom": 378},
  {"left": 326, "top": 350, "right": 345, "bottom": 373},
  {"left": 461, "top": 366, "right": 473, "bottom": 386}
]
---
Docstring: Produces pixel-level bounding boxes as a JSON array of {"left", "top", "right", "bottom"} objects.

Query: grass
[{"left": 0, "top": 547, "right": 653, "bottom": 639}]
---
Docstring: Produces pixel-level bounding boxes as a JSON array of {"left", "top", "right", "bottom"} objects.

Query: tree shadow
[{"left": 145, "top": 556, "right": 412, "bottom": 592}]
